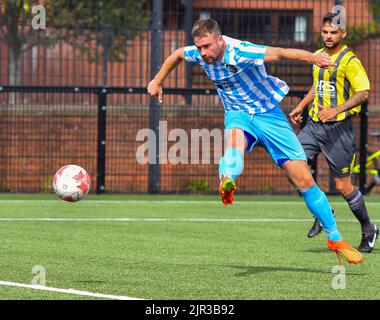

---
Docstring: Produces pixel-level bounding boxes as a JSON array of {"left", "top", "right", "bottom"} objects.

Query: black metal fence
[{"left": 0, "top": 0, "right": 379, "bottom": 195}]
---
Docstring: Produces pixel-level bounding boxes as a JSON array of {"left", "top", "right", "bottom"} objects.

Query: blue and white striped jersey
[{"left": 183, "top": 36, "right": 289, "bottom": 114}]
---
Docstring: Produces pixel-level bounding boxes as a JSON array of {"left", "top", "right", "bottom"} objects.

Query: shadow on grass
[
  {"left": 226, "top": 265, "right": 367, "bottom": 277},
  {"left": 302, "top": 249, "right": 331, "bottom": 253}
]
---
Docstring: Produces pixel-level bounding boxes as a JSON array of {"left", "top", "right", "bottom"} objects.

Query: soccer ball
[{"left": 53, "top": 165, "right": 91, "bottom": 202}]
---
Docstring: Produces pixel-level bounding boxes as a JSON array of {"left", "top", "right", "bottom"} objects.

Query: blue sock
[
  {"left": 219, "top": 148, "right": 244, "bottom": 180},
  {"left": 300, "top": 184, "right": 341, "bottom": 241}
]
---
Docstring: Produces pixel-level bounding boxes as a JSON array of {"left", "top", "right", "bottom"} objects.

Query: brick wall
[
  {"left": 0, "top": 104, "right": 297, "bottom": 194},
  {"left": 1, "top": 107, "right": 379, "bottom": 195}
]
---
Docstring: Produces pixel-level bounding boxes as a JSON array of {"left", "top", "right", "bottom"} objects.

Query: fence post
[
  {"left": 149, "top": 0, "right": 163, "bottom": 194},
  {"left": 97, "top": 88, "right": 107, "bottom": 194},
  {"left": 183, "top": 0, "right": 193, "bottom": 105},
  {"left": 359, "top": 101, "right": 368, "bottom": 193}
]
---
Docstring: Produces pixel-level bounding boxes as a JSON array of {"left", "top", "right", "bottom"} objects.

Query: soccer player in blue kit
[{"left": 147, "top": 19, "right": 364, "bottom": 264}]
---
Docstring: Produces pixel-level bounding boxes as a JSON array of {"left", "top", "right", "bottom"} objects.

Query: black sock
[{"left": 344, "top": 188, "right": 374, "bottom": 235}]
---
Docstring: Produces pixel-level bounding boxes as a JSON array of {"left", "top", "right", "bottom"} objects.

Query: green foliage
[
  {"left": 184, "top": 178, "right": 210, "bottom": 194},
  {"left": 0, "top": 180, "right": 9, "bottom": 192},
  {"left": 0, "top": 1, "right": 60, "bottom": 56},
  {"left": 0, "top": 1, "right": 151, "bottom": 71},
  {"left": 39, "top": 176, "right": 53, "bottom": 193},
  {"left": 58, "top": 0, "right": 151, "bottom": 63},
  {"left": 255, "top": 183, "right": 274, "bottom": 194},
  {"left": 369, "top": 0, "right": 380, "bottom": 25},
  {"left": 341, "top": 1, "right": 380, "bottom": 48},
  {"left": 345, "top": 23, "right": 378, "bottom": 48}
]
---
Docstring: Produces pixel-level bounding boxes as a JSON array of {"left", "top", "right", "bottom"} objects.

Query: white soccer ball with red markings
[{"left": 53, "top": 165, "right": 91, "bottom": 202}]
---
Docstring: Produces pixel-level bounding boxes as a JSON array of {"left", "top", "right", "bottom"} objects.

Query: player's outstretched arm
[
  {"left": 147, "top": 47, "right": 185, "bottom": 103},
  {"left": 264, "top": 47, "right": 335, "bottom": 69}
]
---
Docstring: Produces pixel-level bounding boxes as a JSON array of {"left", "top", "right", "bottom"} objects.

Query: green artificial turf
[{"left": 0, "top": 194, "right": 379, "bottom": 300}]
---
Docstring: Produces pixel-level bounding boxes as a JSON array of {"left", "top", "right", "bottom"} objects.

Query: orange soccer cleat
[
  {"left": 219, "top": 175, "right": 237, "bottom": 206},
  {"left": 327, "top": 239, "right": 365, "bottom": 265}
]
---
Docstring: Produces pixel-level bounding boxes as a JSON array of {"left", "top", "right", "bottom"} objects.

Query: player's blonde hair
[{"left": 191, "top": 19, "right": 221, "bottom": 38}]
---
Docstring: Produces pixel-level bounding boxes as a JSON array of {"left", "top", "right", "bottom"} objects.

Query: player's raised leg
[
  {"left": 282, "top": 160, "right": 364, "bottom": 264},
  {"left": 218, "top": 128, "right": 246, "bottom": 205}
]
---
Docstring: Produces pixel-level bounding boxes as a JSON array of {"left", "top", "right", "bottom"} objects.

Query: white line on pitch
[
  {"left": 0, "top": 281, "right": 144, "bottom": 300},
  {"left": 0, "top": 217, "right": 377, "bottom": 223},
  {"left": 1, "top": 200, "right": 380, "bottom": 205}
]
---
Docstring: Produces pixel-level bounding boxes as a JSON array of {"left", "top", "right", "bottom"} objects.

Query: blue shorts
[{"left": 224, "top": 106, "right": 307, "bottom": 168}]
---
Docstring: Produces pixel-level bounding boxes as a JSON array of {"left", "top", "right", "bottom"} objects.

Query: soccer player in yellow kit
[{"left": 290, "top": 13, "right": 378, "bottom": 253}]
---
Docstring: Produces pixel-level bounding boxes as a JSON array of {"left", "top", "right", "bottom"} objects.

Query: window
[
  {"left": 199, "top": 11, "right": 211, "bottom": 20},
  {"left": 279, "top": 15, "right": 307, "bottom": 42},
  {"left": 295, "top": 16, "right": 307, "bottom": 42}
]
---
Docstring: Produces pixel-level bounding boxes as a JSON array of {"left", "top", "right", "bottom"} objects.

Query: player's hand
[
  {"left": 312, "top": 52, "right": 336, "bottom": 69},
  {"left": 317, "top": 105, "right": 338, "bottom": 123},
  {"left": 147, "top": 79, "right": 163, "bottom": 104},
  {"left": 289, "top": 105, "right": 304, "bottom": 124}
]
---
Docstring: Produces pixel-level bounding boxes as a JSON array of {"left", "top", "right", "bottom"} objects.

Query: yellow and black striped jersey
[{"left": 309, "top": 45, "right": 370, "bottom": 122}]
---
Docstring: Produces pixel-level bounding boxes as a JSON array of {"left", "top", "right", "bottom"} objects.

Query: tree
[
  {"left": 0, "top": 0, "right": 151, "bottom": 87},
  {"left": 62, "top": 0, "right": 151, "bottom": 85},
  {"left": 0, "top": 1, "right": 55, "bottom": 86},
  {"left": 343, "top": 1, "right": 380, "bottom": 48},
  {"left": 370, "top": 0, "right": 380, "bottom": 26}
]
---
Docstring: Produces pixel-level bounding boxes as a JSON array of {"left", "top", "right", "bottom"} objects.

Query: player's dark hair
[
  {"left": 322, "top": 12, "right": 346, "bottom": 29},
  {"left": 191, "top": 19, "right": 221, "bottom": 38}
]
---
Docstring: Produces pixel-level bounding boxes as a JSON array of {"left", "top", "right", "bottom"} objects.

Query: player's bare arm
[
  {"left": 264, "top": 47, "right": 335, "bottom": 69},
  {"left": 147, "top": 47, "right": 185, "bottom": 103},
  {"left": 318, "top": 90, "right": 370, "bottom": 123},
  {"left": 289, "top": 86, "right": 314, "bottom": 124}
]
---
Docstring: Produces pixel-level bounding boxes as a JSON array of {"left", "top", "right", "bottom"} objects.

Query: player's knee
[
  {"left": 334, "top": 178, "right": 355, "bottom": 197},
  {"left": 335, "top": 183, "right": 344, "bottom": 193},
  {"left": 335, "top": 181, "right": 354, "bottom": 197},
  {"left": 298, "top": 179, "right": 315, "bottom": 191},
  {"left": 293, "top": 174, "right": 315, "bottom": 191}
]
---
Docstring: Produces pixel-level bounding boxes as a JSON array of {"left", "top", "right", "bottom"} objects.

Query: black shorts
[{"left": 297, "top": 118, "right": 356, "bottom": 178}]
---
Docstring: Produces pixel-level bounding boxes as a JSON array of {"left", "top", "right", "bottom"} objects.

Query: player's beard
[
  {"left": 323, "top": 39, "right": 341, "bottom": 49},
  {"left": 202, "top": 54, "right": 220, "bottom": 64},
  {"left": 202, "top": 56, "right": 215, "bottom": 64}
]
